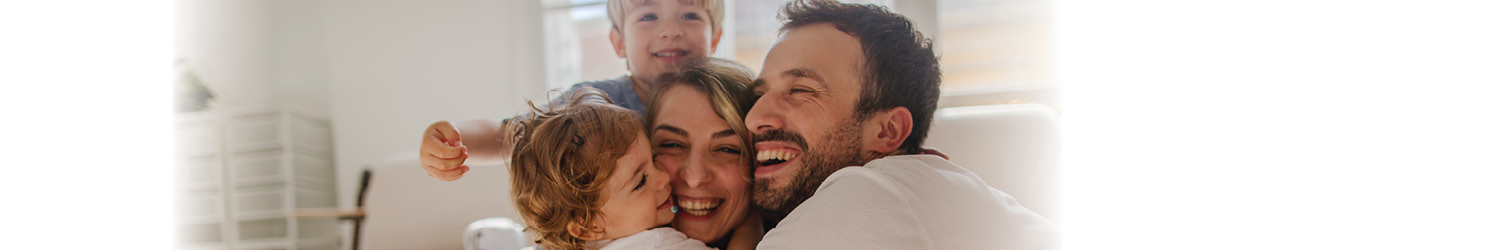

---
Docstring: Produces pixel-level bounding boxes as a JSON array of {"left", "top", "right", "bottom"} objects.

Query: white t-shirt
[
  {"left": 591, "top": 227, "right": 715, "bottom": 250},
  {"left": 757, "top": 155, "right": 1059, "bottom": 250}
]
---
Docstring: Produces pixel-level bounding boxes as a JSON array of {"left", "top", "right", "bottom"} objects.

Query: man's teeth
[
  {"left": 756, "top": 149, "right": 799, "bottom": 162},
  {"left": 677, "top": 199, "right": 720, "bottom": 216}
]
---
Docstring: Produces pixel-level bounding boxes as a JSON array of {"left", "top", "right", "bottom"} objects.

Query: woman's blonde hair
[
  {"left": 645, "top": 57, "right": 759, "bottom": 167},
  {"left": 507, "top": 88, "right": 644, "bottom": 250}
]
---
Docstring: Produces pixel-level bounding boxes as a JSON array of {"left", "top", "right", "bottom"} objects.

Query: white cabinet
[{"left": 176, "top": 106, "right": 338, "bottom": 250}]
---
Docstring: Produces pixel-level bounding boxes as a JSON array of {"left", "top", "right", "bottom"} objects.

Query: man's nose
[{"left": 746, "top": 93, "right": 783, "bottom": 134}]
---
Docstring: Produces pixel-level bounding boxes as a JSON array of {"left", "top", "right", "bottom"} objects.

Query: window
[{"left": 543, "top": 0, "right": 627, "bottom": 91}]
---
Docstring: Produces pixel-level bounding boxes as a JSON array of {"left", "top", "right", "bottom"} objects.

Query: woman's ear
[
  {"left": 862, "top": 107, "right": 913, "bottom": 154},
  {"left": 609, "top": 28, "right": 628, "bottom": 59},
  {"left": 567, "top": 221, "right": 605, "bottom": 241}
]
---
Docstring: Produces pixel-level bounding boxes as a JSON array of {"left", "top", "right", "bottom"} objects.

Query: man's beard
[{"left": 752, "top": 118, "right": 866, "bottom": 216}]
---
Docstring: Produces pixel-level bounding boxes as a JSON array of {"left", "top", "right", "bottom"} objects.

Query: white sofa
[
  {"left": 924, "top": 103, "right": 1060, "bottom": 222},
  {"left": 358, "top": 159, "right": 522, "bottom": 250}
]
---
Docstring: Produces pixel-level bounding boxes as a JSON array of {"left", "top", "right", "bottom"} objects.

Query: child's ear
[
  {"left": 609, "top": 28, "right": 627, "bottom": 59},
  {"left": 567, "top": 221, "right": 605, "bottom": 241},
  {"left": 709, "top": 29, "right": 723, "bottom": 54}
]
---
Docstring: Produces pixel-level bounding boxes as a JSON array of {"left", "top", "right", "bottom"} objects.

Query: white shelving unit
[{"left": 176, "top": 106, "right": 338, "bottom": 250}]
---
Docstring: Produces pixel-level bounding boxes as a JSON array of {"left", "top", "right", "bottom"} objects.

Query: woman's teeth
[{"left": 677, "top": 199, "right": 721, "bottom": 216}]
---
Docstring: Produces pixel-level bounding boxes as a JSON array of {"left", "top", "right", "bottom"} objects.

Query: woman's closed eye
[
  {"left": 715, "top": 146, "right": 741, "bottom": 155},
  {"left": 657, "top": 142, "right": 685, "bottom": 149}
]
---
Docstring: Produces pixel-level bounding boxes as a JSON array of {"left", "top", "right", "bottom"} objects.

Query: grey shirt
[{"left": 554, "top": 75, "right": 648, "bottom": 115}]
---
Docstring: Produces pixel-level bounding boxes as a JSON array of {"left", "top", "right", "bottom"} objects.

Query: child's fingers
[
  {"left": 422, "top": 135, "right": 466, "bottom": 159},
  {"left": 425, "top": 164, "right": 470, "bottom": 181},
  {"left": 421, "top": 153, "right": 466, "bottom": 171},
  {"left": 432, "top": 122, "right": 463, "bottom": 145}
]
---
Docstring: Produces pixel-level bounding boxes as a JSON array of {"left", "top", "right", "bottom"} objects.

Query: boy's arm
[
  {"left": 453, "top": 118, "right": 519, "bottom": 164},
  {"left": 420, "top": 118, "right": 517, "bottom": 181}
]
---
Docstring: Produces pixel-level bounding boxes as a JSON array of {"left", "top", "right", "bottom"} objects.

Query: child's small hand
[{"left": 421, "top": 121, "right": 470, "bottom": 181}]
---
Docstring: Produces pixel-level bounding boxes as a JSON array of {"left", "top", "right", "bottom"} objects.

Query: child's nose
[{"left": 658, "top": 20, "right": 684, "bottom": 39}]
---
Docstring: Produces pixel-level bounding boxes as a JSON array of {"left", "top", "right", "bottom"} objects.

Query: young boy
[
  {"left": 508, "top": 88, "right": 713, "bottom": 250},
  {"left": 420, "top": 0, "right": 726, "bottom": 181}
]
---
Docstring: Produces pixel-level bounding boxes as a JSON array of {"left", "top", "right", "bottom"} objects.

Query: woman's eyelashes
[
  {"left": 715, "top": 146, "right": 741, "bottom": 155},
  {"left": 656, "top": 141, "right": 685, "bottom": 149}
]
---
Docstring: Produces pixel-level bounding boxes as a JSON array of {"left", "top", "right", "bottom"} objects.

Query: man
[{"left": 748, "top": 0, "right": 1058, "bottom": 249}]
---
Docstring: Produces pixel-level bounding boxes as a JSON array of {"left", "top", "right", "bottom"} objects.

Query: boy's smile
[{"left": 651, "top": 47, "right": 692, "bottom": 64}]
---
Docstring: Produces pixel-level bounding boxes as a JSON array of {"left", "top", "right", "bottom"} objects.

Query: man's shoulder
[{"left": 832, "top": 155, "right": 984, "bottom": 189}]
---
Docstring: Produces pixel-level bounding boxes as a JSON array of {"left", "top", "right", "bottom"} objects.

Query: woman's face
[{"left": 650, "top": 86, "right": 752, "bottom": 243}]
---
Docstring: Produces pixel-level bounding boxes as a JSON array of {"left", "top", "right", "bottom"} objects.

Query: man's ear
[
  {"left": 862, "top": 107, "right": 913, "bottom": 154},
  {"left": 567, "top": 220, "right": 605, "bottom": 241},
  {"left": 709, "top": 29, "right": 723, "bottom": 54},
  {"left": 609, "top": 28, "right": 628, "bottom": 58}
]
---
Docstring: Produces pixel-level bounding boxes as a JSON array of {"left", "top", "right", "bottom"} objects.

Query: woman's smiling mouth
[{"left": 675, "top": 195, "right": 723, "bottom": 219}]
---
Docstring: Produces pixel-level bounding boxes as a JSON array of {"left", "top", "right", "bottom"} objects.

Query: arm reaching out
[{"left": 419, "top": 118, "right": 518, "bottom": 181}]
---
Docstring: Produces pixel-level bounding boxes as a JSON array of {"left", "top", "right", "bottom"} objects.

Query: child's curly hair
[{"left": 505, "top": 87, "right": 644, "bottom": 250}]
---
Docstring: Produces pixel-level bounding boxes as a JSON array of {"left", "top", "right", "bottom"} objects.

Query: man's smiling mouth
[{"left": 756, "top": 148, "right": 800, "bottom": 167}]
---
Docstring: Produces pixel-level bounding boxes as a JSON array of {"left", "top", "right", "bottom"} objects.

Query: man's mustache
[{"left": 752, "top": 129, "right": 810, "bottom": 151}]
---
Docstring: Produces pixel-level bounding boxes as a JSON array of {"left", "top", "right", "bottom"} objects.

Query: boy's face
[
  {"left": 595, "top": 134, "right": 676, "bottom": 240},
  {"left": 610, "top": 0, "right": 722, "bottom": 83}
]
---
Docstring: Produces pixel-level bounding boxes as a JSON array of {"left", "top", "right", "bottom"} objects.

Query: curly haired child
[{"left": 507, "top": 88, "right": 714, "bottom": 250}]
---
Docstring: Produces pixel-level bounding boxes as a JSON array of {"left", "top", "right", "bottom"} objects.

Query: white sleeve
[
  {"left": 654, "top": 228, "right": 717, "bottom": 250},
  {"left": 757, "top": 170, "right": 931, "bottom": 250}
]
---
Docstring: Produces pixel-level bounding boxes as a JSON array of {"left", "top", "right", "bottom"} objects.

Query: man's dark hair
[{"left": 779, "top": 0, "right": 941, "bottom": 154}]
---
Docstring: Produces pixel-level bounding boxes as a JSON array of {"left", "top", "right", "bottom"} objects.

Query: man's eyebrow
[
  {"left": 783, "top": 68, "right": 824, "bottom": 85},
  {"left": 750, "top": 78, "right": 766, "bottom": 91},
  {"left": 652, "top": 125, "right": 688, "bottom": 137},
  {"left": 711, "top": 129, "right": 737, "bottom": 139}
]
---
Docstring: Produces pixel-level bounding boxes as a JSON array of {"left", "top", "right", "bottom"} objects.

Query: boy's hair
[
  {"left": 507, "top": 88, "right": 644, "bottom": 250},
  {"left": 607, "top": 0, "right": 726, "bottom": 34},
  {"left": 645, "top": 58, "right": 758, "bottom": 166},
  {"left": 779, "top": 0, "right": 942, "bottom": 154}
]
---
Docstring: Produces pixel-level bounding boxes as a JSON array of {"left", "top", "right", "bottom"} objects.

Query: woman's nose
[{"left": 680, "top": 153, "right": 711, "bottom": 188}]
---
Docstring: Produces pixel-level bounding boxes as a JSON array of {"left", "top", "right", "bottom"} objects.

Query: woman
[{"left": 645, "top": 58, "right": 763, "bottom": 250}]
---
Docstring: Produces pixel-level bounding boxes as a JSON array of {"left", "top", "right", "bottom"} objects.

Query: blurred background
[
  {"left": 173, "top": 0, "right": 1057, "bottom": 249},
  {"left": 5, "top": 0, "right": 1496, "bottom": 249}
]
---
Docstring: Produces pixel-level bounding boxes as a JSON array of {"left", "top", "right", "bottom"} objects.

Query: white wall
[
  {"left": 181, "top": 1, "right": 547, "bottom": 247},
  {"left": 176, "top": 0, "right": 330, "bottom": 114},
  {"left": 323, "top": 0, "right": 546, "bottom": 214}
]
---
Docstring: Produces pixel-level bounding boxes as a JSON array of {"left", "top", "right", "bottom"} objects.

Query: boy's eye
[
  {"left": 632, "top": 173, "right": 648, "bottom": 191},
  {"left": 682, "top": 13, "right": 701, "bottom": 20},
  {"left": 638, "top": 13, "right": 657, "bottom": 21}
]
